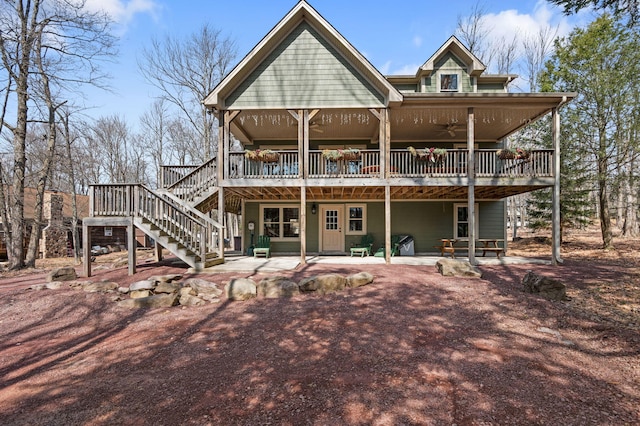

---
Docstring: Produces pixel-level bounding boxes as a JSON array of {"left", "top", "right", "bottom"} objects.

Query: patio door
[{"left": 320, "top": 205, "right": 344, "bottom": 253}]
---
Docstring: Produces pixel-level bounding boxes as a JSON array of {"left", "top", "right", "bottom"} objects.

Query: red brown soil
[{"left": 0, "top": 228, "right": 638, "bottom": 425}]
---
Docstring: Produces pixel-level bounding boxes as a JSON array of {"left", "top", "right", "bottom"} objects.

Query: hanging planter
[
  {"left": 497, "top": 147, "right": 531, "bottom": 160},
  {"left": 408, "top": 146, "right": 447, "bottom": 163},
  {"left": 245, "top": 149, "right": 280, "bottom": 163},
  {"left": 322, "top": 148, "right": 361, "bottom": 161}
]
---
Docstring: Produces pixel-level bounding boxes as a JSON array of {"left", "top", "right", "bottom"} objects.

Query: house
[
  {"left": 0, "top": 188, "right": 89, "bottom": 259},
  {"left": 83, "top": 1, "right": 574, "bottom": 275}
]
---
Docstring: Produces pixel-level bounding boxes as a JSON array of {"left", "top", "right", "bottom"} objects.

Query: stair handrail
[
  {"left": 156, "top": 188, "right": 223, "bottom": 229},
  {"left": 165, "top": 156, "right": 217, "bottom": 204},
  {"left": 90, "top": 183, "right": 220, "bottom": 259}
]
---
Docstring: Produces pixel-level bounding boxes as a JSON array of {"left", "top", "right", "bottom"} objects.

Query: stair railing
[
  {"left": 165, "top": 156, "right": 217, "bottom": 204},
  {"left": 90, "top": 183, "right": 221, "bottom": 260}
]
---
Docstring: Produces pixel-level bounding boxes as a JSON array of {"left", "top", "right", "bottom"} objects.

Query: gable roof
[
  {"left": 204, "top": 0, "right": 403, "bottom": 109},
  {"left": 420, "top": 35, "right": 486, "bottom": 77}
]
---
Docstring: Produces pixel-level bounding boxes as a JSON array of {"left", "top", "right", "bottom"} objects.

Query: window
[
  {"left": 261, "top": 205, "right": 300, "bottom": 241},
  {"left": 440, "top": 73, "right": 459, "bottom": 92},
  {"left": 346, "top": 204, "right": 366, "bottom": 235},
  {"left": 454, "top": 203, "right": 479, "bottom": 239}
]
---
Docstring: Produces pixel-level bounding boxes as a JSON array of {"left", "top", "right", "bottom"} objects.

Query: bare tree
[
  {"left": 138, "top": 24, "right": 237, "bottom": 162},
  {"left": 522, "top": 26, "right": 558, "bottom": 92},
  {"left": 140, "top": 99, "right": 172, "bottom": 187},
  {"left": 455, "top": 2, "right": 495, "bottom": 66},
  {"left": 0, "top": 0, "right": 116, "bottom": 269}
]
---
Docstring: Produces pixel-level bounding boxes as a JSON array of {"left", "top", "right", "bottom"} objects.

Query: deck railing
[
  {"left": 229, "top": 150, "right": 300, "bottom": 178},
  {"left": 90, "top": 183, "right": 219, "bottom": 257},
  {"left": 166, "top": 156, "right": 217, "bottom": 204},
  {"left": 224, "top": 148, "right": 554, "bottom": 179},
  {"left": 160, "top": 165, "right": 199, "bottom": 188}
]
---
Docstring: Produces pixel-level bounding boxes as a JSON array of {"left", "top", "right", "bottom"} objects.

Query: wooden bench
[{"left": 478, "top": 247, "right": 504, "bottom": 258}]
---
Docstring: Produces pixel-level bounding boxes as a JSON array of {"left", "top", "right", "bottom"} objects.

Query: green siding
[
  {"left": 420, "top": 52, "right": 473, "bottom": 93},
  {"left": 477, "top": 83, "right": 505, "bottom": 93},
  {"left": 394, "top": 83, "right": 418, "bottom": 93},
  {"left": 226, "top": 22, "right": 385, "bottom": 109},
  {"left": 244, "top": 201, "right": 505, "bottom": 255}
]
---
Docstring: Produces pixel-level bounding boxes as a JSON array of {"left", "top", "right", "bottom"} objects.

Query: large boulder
[
  {"left": 257, "top": 276, "right": 300, "bottom": 298},
  {"left": 436, "top": 259, "right": 482, "bottom": 278},
  {"left": 46, "top": 267, "right": 77, "bottom": 282},
  {"left": 155, "top": 281, "right": 181, "bottom": 294},
  {"left": 298, "top": 274, "right": 347, "bottom": 294},
  {"left": 522, "top": 271, "right": 568, "bottom": 301},
  {"left": 129, "top": 280, "right": 155, "bottom": 291},
  {"left": 347, "top": 272, "right": 374, "bottom": 288},
  {"left": 184, "top": 278, "right": 223, "bottom": 297},
  {"left": 117, "top": 293, "right": 179, "bottom": 309},
  {"left": 81, "top": 281, "right": 119, "bottom": 293},
  {"left": 225, "top": 278, "right": 257, "bottom": 301},
  {"left": 178, "top": 293, "right": 206, "bottom": 306}
]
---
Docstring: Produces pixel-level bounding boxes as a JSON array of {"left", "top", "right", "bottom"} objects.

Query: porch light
[{"left": 311, "top": 203, "right": 317, "bottom": 215}]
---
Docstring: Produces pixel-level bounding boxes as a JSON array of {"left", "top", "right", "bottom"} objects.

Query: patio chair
[
  {"left": 350, "top": 234, "right": 374, "bottom": 257},
  {"left": 253, "top": 235, "right": 271, "bottom": 258}
]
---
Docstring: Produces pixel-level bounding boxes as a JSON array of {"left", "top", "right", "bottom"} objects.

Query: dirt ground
[{"left": 0, "top": 228, "right": 638, "bottom": 425}]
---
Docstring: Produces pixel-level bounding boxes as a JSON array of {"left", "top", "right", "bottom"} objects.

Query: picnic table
[{"left": 476, "top": 239, "right": 504, "bottom": 258}]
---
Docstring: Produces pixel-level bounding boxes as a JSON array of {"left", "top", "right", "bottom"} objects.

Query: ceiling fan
[
  {"left": 438, "top": 123, "right": 463, "bottom": 138},
  {"left": 309, "top": 121, "right": 324, "bottom": 133}
]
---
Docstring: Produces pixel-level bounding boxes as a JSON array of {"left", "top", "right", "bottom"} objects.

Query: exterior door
[{"left": 320, "top": 205, "right": 344, "bottom": 253}]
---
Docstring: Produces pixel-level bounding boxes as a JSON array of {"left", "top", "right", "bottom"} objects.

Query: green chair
[
  {"left": 373, "top": 235, "right": 401, "bottom": 257},
  {"left": 350, "top": 234, "right": 374, "bottom": 257},
  {"left": 253, "top": 235, "right": 271, "bottom": 258}
]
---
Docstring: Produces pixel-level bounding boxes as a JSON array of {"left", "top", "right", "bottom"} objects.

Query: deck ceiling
[
  {"left": 228, "top": 94, "right": 570, "bottom": 145},
  {"left": 224, "top": 185, "right": 550, "bottom": 202}
]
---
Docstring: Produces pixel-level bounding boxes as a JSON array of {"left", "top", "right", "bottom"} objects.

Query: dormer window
[{"left": 440, "top": 73, "right": 459, "bottom": 92}]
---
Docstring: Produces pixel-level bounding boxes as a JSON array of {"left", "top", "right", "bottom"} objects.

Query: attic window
[{"left": 440, "top": 74, "right": 458, "bottom": 92}]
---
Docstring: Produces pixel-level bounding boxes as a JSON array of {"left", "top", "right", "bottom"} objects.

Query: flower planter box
[
  {"left": 245, "top": 150, "right": 280, "bottom": 163},
  {"left": 322, "top": 149, "right": 361, "bottom": 161}
]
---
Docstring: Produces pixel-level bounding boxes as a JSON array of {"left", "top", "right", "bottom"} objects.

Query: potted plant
[
  {"left": 245, "top": 149, "right": 280, "bottom": 163},
  {"left": 322, "top": 148, "right": 360, "bottom": 161},
  {"left": 408, "top": 146, "right": 447, "bottom": 163},
  {"left": 497, "top": 147, "right": 531, "bottom": 160}
]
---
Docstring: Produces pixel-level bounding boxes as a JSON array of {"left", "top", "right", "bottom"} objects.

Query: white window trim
[
  {"left": 345, "top": 204, "right": 367, "bottom": 235},
  {"left": 437, "top": 71, "right": 462, "bottom": 93},
  {"left": 260, "top": 204, "right": 301, "bottom": 242},
  {"left": 453, "top": 203, "right": 479, "bottom": 240}
]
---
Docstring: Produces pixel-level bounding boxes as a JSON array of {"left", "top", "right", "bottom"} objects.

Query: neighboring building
[
  {"left": 0, "top": 188, "right": 90, "bottom": 259},
  {"left": 84, "top": 1, "right": 574, "bottom": 274}
]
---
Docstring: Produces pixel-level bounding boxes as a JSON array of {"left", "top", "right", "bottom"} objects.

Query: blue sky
[{"left": 85, "top": 0, "right": 592, "bottom": 125}]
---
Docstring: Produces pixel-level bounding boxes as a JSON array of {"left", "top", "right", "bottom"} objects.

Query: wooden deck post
[
  {"left": 552, "top": 107, "right": 562, "bottom": 265},
  {"left": 467, "top": 107, "right": 477, "bottom": 265},
  {"left": 82, "top": 221, "right": 91, "bottom": 277},
  {"left": 218, "top": 187, "right": 225, "bottom": 263},
  {"left": 127, "top": 218, "right": 136, "bottom": 275}
]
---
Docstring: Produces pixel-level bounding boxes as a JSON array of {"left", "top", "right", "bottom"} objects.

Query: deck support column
[
  {"left": 385, "top": 186, "right": 391, "bottom": 264},
  {"left": 218, "top": 187, "right": 225, "bottom": 263},
  {"left": 551, "top": 107, "right": 562, "bottom": 265},
  {"left": 467, "top": 107, "right": 477, "bottom": 265},
  {"left": 82, "top": 221, "right": 91, "bottom": 277},
  {"left": 127, "top": 218, "right": 136, "bottom": 275}
]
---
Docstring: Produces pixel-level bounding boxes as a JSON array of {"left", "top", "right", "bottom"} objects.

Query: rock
[
  {"left": 129, "top": 280, "right": 155, "bottom": 291},
  {"left": 45, "top": 281, "right": 67, "bottom": 290},
  {"left": 179, "top": 287, "right": 195, "bottom": 297},
  {"left": 225, "top": 278, "right": 257, "bottom": 301},
  {"left": 130, "top": 290, "right": 151, "bottom": 298},
  {"left": 113, "top": 257, "right": 128, "bottom": 268},
  {"left": 178, "top": 293, "right": 206, "bottom": 306},
  {"left": 184, "top": 278, "right": 222, "bottom": 297},
  {"left": 436, "top": 259, "right": 482, "bottom": 278},
  {"left": 299, "top": 274, "right": 347, "bottom": 294},
  {"left": 155, "top": 281, "right": 181, "bottom": 294},
  {"left": 149, "top": 274, "right": 182, "bottom": 283},
  {"left": 46, "top": 267, "right": 77, "bottom": 282},
  {"left": 27, "top": 284, "right": 47, "bottom": 291},
  {"left": 257, "top": 276, "right": 300, "bottom": 298},
  {"left": 118, "top": 287, "right": 130, "bottom": 294},
  {"left": 347, "top": 272, "right": 374, "bottom": 288},
  {"left": 522, "top": 271, "right": 568, "bottom": 301},
  {"left": 117, "top": 293, "right": 179, "bottom": 309},
  {"left": 82, "top": 281, "right": 119, "bottom": 293}
]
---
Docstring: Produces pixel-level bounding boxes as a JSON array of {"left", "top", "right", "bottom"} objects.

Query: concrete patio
[{"left": 198, "top": 253, "right": 552, "bottom": 274}]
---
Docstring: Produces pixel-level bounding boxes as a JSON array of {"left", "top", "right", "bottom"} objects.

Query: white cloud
[
  {"left": 413, "top": 35, "right": 423, "bottom": 48},
  {"left": 391, "top": 63, "right": 420, "bottom": 76},
  {"left": 85, "top": 0, "right": 160, "bottom": 26}
]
